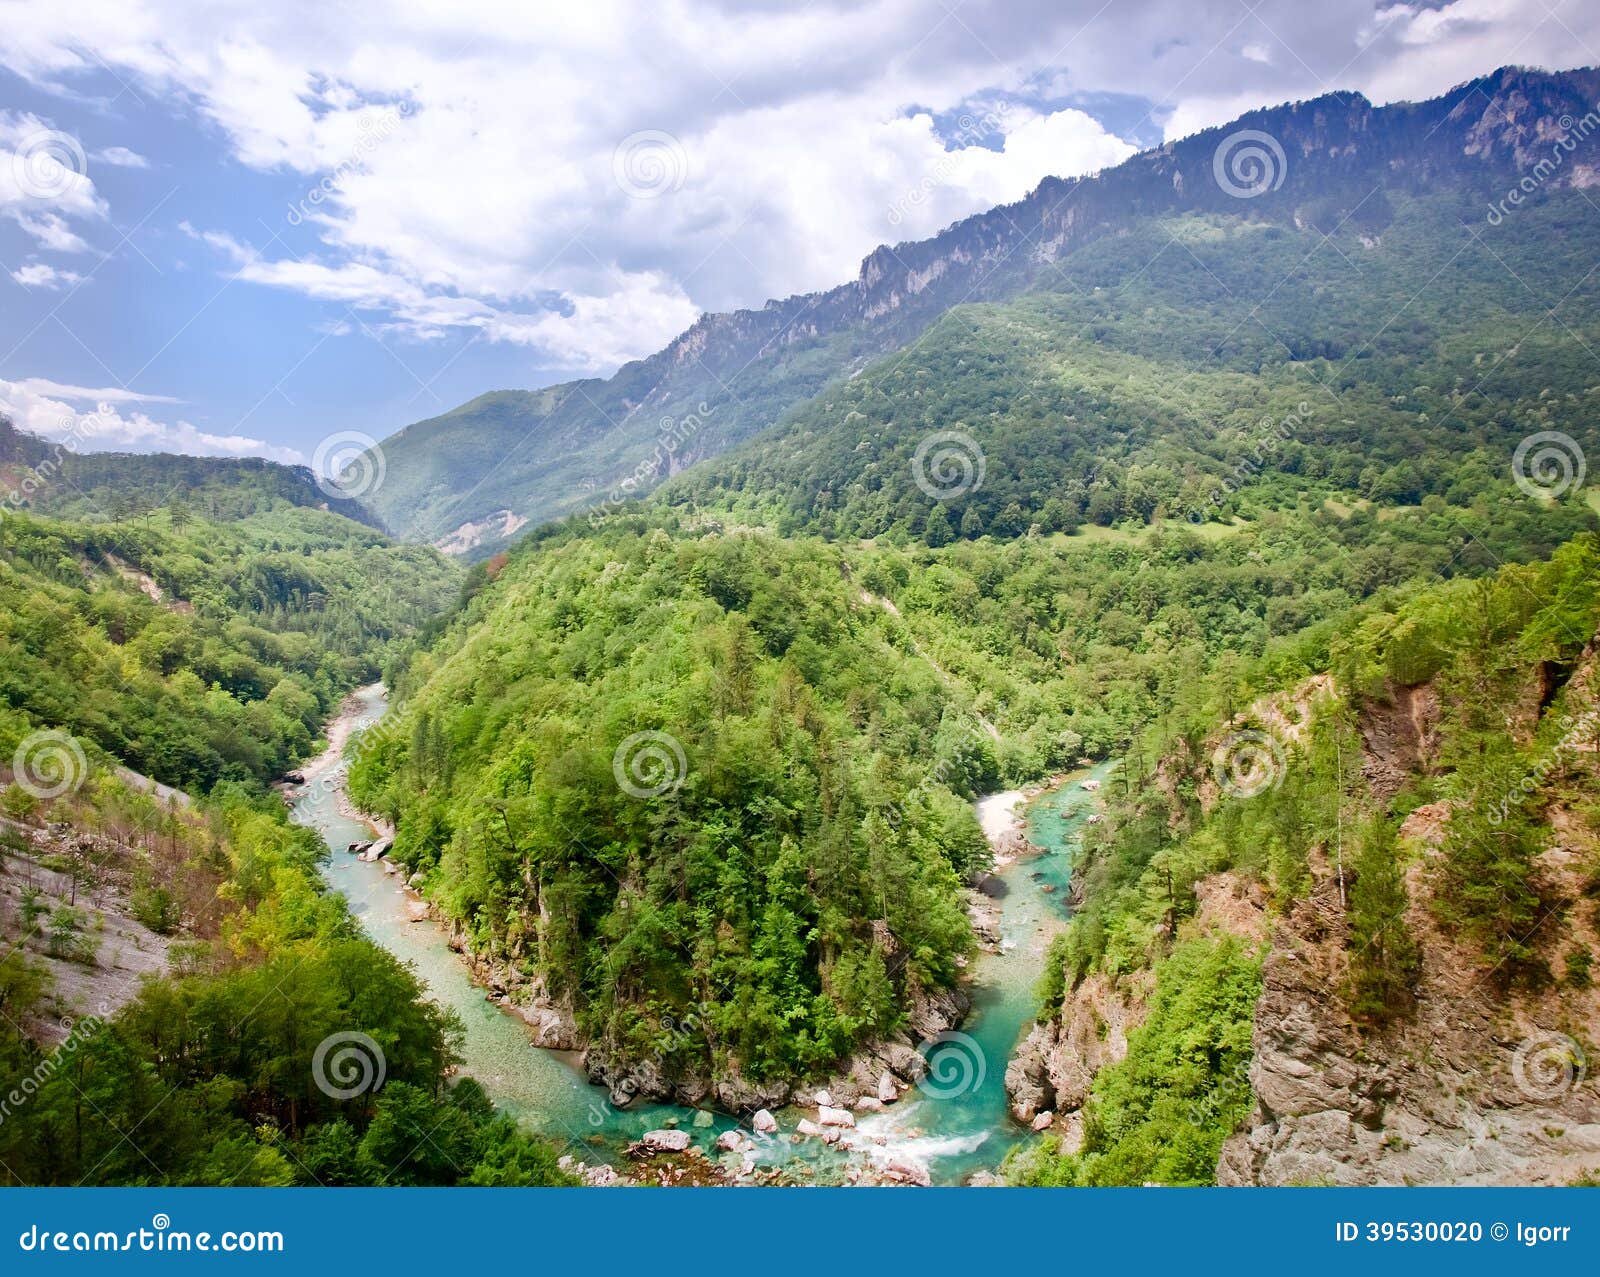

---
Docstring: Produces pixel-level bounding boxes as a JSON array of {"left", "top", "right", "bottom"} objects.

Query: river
[{"left": 289, "top": 683, "right": 1112, "bottom": 1185}]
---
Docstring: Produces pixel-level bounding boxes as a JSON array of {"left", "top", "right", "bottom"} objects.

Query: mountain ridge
[{"left": 366, "top": 63, "right": 1600, "bottom": 553}]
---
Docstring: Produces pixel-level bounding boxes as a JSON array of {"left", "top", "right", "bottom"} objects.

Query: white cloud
[
  {"left": 10, "top": 377, "right": 181, "bottom": 404},
  {"left": 0, "top": 376, "right": 303, "bottom": 462},
  {"left": 0, "top": 110, "right": 104, "bottom": 252},
  {"left": 93, "top": 144, "right": 149, "bottom": 167},
  {"left": 10, "top": 262, "right": 85, "bottom": 288},
  {"left": 8, "top": 209, "right": 93, "bottom": 253}
]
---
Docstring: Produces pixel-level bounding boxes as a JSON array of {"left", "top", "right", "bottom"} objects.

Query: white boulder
[
  {"left": 641, "top": 1128, "right": 691, "bottom": 1153},
  {"left": 818, "top": 1105, "right": 855, "bottom": 1128},
  {"left": 752, "top": 1108, "right": 778, "bottom": 1134}
]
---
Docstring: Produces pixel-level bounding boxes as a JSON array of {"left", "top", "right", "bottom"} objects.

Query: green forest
[
  {"left": 1010, "top": 533, "right": 1600, "bottom": 1185},
  {"left": 666, "top": 193, "right": 1600, "bottom": 547},
  {"left": 0, "top": 481, "right": 569, "bottom": 1185}
]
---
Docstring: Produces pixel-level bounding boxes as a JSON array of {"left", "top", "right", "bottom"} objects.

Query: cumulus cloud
[
  {"left": 10, "top": 262, "right": 85, "bottom": 288},
  {"left": 0, "top": 377, "right": 304, "bottom": 462}
]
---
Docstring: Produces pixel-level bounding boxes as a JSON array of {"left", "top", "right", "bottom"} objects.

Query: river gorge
[{"left": 289, "top": 684, "right": 1112, "bottom": 1185}]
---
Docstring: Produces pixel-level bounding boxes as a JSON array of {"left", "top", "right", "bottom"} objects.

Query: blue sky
[
  {"left": 0, "top": 64, "right": 578, "bottom": 463},
  {"left": 1, "top": 0, "right": 1595, "bottom": 467}
]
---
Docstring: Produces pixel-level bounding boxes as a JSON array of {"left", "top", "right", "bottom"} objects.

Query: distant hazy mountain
[{"left": 363, "top": 65, "right": 1600, "bottom": 555}]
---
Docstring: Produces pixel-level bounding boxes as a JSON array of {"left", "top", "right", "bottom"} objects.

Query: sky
[{"left": 1, "top": 0, "right": 1597, "bottom": 466}]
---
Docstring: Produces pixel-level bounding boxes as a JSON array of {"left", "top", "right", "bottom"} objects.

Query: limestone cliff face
[
  {"left": 1219, "top": 642, "right": 1600, "bottom": 1185},
  {"left": 1219, "top": 844, "right": 1600, "bottom": 1185}
]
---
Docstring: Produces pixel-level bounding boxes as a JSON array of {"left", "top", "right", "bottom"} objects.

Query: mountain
[
  {"left": 663, "top": 185, "right": 1600, "bottom": 540},
  {"left": 0, "top": 447, "right": 458, "bottom": 791},
  {"left": 365, "top": 64, "right": 1600, "bottom": 554},
  {"left": 0, "top": 416, "right": 381, "bottom": 528}
]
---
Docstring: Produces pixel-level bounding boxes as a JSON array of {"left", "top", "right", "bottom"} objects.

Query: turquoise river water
[{"left": 290, "top": 684, "right": 1113, "bottom": 1185}]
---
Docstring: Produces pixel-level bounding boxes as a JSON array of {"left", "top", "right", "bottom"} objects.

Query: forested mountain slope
[
  {"left": 0, "top": 440, "right": 563, "bottom": 1186},
  {"left": 367, "top": 65, "right": 1600, "bottom": 553},
  {"left": 350, "top": 479, "right": 1595, "bottom": 1104},
  {"left": 1008, "top": 533, "right": 1600, "bottom": 1186},
  {"left": 0, "top": 430, "right": 459, "bottom": 792},
  {"left": 665, "top": 190, "right": 1600, "bottom": 540},
  {"left": 0, "top": 417, "right": 379, "bottom": 528}
]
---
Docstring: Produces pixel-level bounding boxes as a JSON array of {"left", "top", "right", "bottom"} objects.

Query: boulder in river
[
  {"left": 883, "top": 1157, "right": 932, "bottom": 1187},
  {"left": 692, "top": 1109, "right": 715, "bottom": 1128},
  {"left": 855, "top": 1096, "right": 883, "bottom": 1112},
  {"left": 715, "top": 1130, "right": 743, "bottom": 1152},
  {"left": 813, "top": 1089, "right": 834, "bottom": 1107},
  {"left": 752, "top": 1108, "right": 778, "bottom": 1134},
  {"left": 1032, "top": 1111, "right": 1055, "bottom": 1131},
  {"left": 818, "top": 1105, "right": 855, "bottom": 1128},
  {"left": 877, "top": 1072, "right": 899, "bottom": 1104},
  {"left": 796, "top": 1119, "right": 823, "bottom": 1138},
  {"left": 641, "top": 1129, "right": 692, "bottom": 1153}
]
